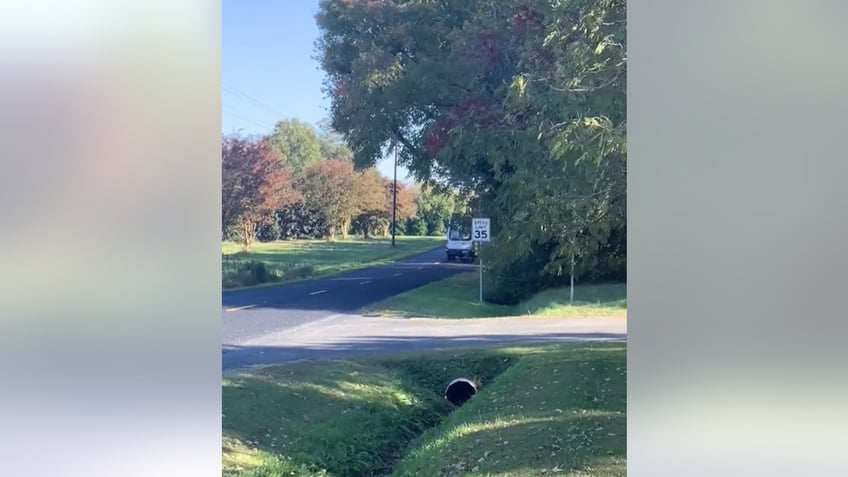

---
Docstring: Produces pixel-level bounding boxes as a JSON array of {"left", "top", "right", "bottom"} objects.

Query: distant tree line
[{"left": 222, "top": 118, "right": 466, "bottom": 251}]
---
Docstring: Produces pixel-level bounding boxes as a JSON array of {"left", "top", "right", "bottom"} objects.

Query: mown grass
[
  {"left": 363, "top": 272, "right": 626, "bottom": 319},
  {"left": 393, "top": 344, "right": 626, "bottom": 477},
  {"left": 222, "top": 236, "right": 443, "bottom": 290},
  {"left": 222, "top": 343, "right": 626, "bottom": 477}
]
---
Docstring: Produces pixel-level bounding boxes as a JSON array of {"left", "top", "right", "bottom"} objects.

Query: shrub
[
  {"left": 483, "top": 240, "right": 560, "bottom": 305},
  {"left": 256, "top": 219, "right": 281, "bottom": 242},
  {"left": 588, "top": 225, "right": 627, "bottom": 282},
  {"left": 406, "top": 217, "right": 427, "bottom": 236},
  {"left": 222, "top": 260, "right": 279, "bottom": 288},
  {"left": 283, "top": 264, "right": 316, "bottom": 281},
  {"left": 223, "top": 224, "right": 244, "bottom": 243}
]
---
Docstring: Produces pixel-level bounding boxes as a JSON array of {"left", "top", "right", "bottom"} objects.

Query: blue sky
[{"left": 222, "top": 0, "right": 410, "bottom": 181}]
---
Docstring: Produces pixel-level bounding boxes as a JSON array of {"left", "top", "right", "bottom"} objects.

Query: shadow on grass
[
  {"left": 222, "top": 332, "right": 626, "bottom": 371},
  {"left": 393, "top": 414, "right": 626, "bottom": 477}
]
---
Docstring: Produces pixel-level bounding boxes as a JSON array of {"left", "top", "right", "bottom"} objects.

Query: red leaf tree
[
  {"left": 222, "top": 136, "right": 299, "bottom": 251},
  {"left": 296, "top": 159, "right": 361, "bottom": 240}
]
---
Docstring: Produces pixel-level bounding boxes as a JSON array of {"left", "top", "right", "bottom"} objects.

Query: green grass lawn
[
  {"left": 222, "top": 236, "right": 443, "bottom": 290},
  {"left": 363, "top": 272, "right": 626, "bottom": 319},
  {"left": 222, "top": 343, "right": 626, "bottom": 477}
]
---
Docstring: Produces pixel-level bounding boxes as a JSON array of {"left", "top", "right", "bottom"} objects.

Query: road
[
  {"left": 222, "top": 248, "right": 627, "bottom": 371},
  {"left": 222, "top": 248, "right": 471, "bottom": 345}
]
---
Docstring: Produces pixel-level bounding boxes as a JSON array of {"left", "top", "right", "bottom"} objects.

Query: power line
[
  {"left": 222, "top": 105, "right": 275, "bottom": 131},
  {"left": 223, "top": 83, "right": 287, "bottom": 119},
  {"left": 223, "top": 104, "right": 269, "bottom": 126}
]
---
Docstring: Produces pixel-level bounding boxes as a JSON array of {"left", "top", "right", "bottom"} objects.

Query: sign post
[{"left": 472, "top": 218, "right": 491, "bottom": 303}]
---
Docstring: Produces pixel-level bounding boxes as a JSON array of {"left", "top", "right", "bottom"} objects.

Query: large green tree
[
  {"left": 267, "top": 118, "right": 322, "bottom": 171},
  {"left": 317, "top": 117, "right": 355, "bottom": 162},
  {"left": 316, "top": 0, "right": 626, "bottom": 303},
  {"left": 413, "top": 184, "right": 465, "bottom": 236}
]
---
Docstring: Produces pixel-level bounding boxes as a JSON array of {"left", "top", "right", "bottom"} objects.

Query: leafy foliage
[
  {"left": 221, "top": 135, "right": 299, "bottom": 251},
  {"left": 295, "top": 159, "right": 362, "bottom": 240},
  {"left": 351, "top": 167, "right": 390, "bottom": 238},
  {"left": 267, "top": 118, "right": 323, "bottom": 171},
  {"left": 412, "top": 185, "right": 467, "bottom": 236},
  {"left": 276, "top": 201, "right": 326, "bottom": 239},
  {"left": 348, "top": 167, "right": 417, "bottom": 239},
  {"left": 317, "top": 117, "right": 356, "bottom": 162},
  {"left": 316, "top": 0, "right": 627, "bottom": 302}
]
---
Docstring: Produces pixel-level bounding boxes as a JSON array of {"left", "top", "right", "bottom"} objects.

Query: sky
[{"left": 222, "top": 0, "right": 411, "bottom": 182}]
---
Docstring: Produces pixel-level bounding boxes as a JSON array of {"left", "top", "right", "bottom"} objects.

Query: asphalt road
[
  {"left": 222, "top": 248, "right": 627, "bottom": 372},
  {"left": 222, "top": 248, "right": 471, "bottom": 346},
  {"left": 222, "top": 315, "right": 627, "bottom": 371}
]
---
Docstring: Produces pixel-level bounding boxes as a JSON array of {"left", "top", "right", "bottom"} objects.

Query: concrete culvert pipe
[{"left": 445, "top": 378, "right": 477, "bottom": 406}]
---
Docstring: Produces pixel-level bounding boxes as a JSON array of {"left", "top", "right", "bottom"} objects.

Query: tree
[
  {"left": 316, "top": 0, "right": 626, "bottom": 303},
  {"left": 296, "top": 159, "right": 361, "bottom": 240},
  {"left": 389, "top": 180, "right": 417, "bottom": 236},
  {"left": 405, "top": 216, "right": 427, "bottom": 236},
  {"left": 276, "top": 201, "right": 326, "bottom": 239},
  {"left": 350, "top": 169, "right": 416, "bottom": 239},
  {"left": 491, "top": 0, "right": 626, "bottom": 300},
  {"left": 317, "top": 117, "right": 355, "bottom": 162},
  {"left": 372, "top": 178, "right": 416, "bottom": 238},
  {"left": 267, "top": 118, "right": 322, "bottom": 171},
  {"left": 222, "top": 135, "right": 299, "bottom": 251},
  {"left": 352, "top": 168, "right": 390, "bottom": 239},
  {"left": 415, "top": 185, "right": 465, "bottom": 236}
]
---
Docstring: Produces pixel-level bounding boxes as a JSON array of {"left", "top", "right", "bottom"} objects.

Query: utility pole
[{"left": 391, "top": 142, "right": 398, "bottom": 247}]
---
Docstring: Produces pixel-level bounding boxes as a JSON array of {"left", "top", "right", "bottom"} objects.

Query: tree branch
[{"left": 391, "top": 127, "right": 427, "bottom": 161}]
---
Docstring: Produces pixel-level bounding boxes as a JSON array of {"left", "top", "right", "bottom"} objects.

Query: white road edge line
[
  {"left": 393, "top": 272, "right": 403, "bottom": 276},
  {"left": 225, "top": 304, "right": 256, "bottom": 312},
  {"left": 309, "top": 290, "right": 327, "bottom": 295},
  {"left": 359, "top": 280, "right": 371, "bottom": 285}
]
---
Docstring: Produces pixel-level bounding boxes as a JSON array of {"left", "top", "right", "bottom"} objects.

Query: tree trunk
[
  {"left": 327, "top": 224, "right": 336, "bottom": 242},
  {"left": 363, "top": 216, "right": 373, "bottom": 239},
  {"left": 382, "top": 224, "right": 389, "bottom": 237},
  {"left": 241, "top": 220, "right": 253, "bottom": 252},
  {"left": 341, "top": 217, "right": 350, "bottom": 240}
]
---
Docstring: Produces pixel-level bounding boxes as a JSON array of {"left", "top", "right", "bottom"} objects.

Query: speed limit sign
[{"left": 472, "top": 218, "right": 490, "bottom": 242}]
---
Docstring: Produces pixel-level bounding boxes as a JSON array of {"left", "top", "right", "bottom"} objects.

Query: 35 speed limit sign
[{"left": 472, "top": 218, "right": 490, "bottom": 242}]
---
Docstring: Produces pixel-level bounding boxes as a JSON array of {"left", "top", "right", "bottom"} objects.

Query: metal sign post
[
  {"left": 479, "top": 252, "right": 483, "bottom": 303},
  {"left": 472, "top": 218, "right": 491, "bottom": 303}
]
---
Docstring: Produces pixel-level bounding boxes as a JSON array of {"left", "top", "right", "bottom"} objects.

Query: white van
[{"left": 445, "top": 225, "right": 477, "bottom": 262}]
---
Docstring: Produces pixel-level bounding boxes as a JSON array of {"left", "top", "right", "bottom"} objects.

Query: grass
[
  {"left": 363, "top": 272, "right": 626, "bottom": 319},
  {"left": 222, "top": 236, "right": 443, "bottom": 290},
  {"left": 393, "top": 344, "right": 626, "bottom": 477},
  {"left": 222, "top": 343, "right": 626, "bottom": 477}
]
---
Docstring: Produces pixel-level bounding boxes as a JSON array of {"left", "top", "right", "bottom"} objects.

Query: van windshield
[{"left": 449, "top": 228, "right": 472, "bottom": 241}]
